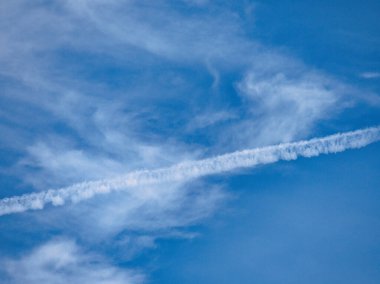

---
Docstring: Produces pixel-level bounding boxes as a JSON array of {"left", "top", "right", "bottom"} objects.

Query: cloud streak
[
  {"left": 1, "top": 126, "right": 379, "bottom": 217},
  {"left": 2, "top": 239, "right": 144, "bottom": 284},
  {"left": 360, "top": 72, "right": 380, "bottom": 79}
]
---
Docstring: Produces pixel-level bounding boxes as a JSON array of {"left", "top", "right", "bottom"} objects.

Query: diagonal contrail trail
[{"left": 1, "top": 126, "right": 379, "bottom": 217}]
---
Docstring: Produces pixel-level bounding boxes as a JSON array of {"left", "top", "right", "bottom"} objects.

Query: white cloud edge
[
  {"left": 360, "top": 72, "right": 380, "bottom": 79},
  {"left": 2, "top": 238, "right": 144, "bottom": 284}
]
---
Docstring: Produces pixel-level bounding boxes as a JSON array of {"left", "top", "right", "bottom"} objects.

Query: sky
[{"left": 0, "top": 0, "right": 379, "bottom": 283}]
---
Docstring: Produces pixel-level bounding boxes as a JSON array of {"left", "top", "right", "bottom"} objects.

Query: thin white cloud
[
  {"left": 360, "top": 72, "right": 380, "bottom": 79},
  {"left": 2, "top": 239, "right": 144, "bottom": 284},
  {"left": 63, "top": 0, "right": 251, "bottom": 62},
  {"left": 187, "top": 110, "right": 237, "bottom": 131},
  {"left": 232, "top": 62, "right": 351, "bottom": 147},
  {"left": 1, "top": 126, "right": 379, "bottom": 217}
]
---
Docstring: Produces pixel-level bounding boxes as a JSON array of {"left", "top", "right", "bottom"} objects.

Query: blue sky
[{"left": 0, "top": 1, "right": 379, "bottom": 283}]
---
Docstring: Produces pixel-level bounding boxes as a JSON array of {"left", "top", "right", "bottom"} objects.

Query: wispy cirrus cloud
[
  {"left": 233, "top": 66, "right": 347, "bottom": 146},
  {"left": 1, "top": 239, "right": 144, "bottom": 284},
  {"left": 360, "top": 72, "right": 380, "bottom": 79}
]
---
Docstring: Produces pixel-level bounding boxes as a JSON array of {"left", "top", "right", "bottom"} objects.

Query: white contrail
[{"left": 1, "top": 126, "right": 379, "bottom": 217}]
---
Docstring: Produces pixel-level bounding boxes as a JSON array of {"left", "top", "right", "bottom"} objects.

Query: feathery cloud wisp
[
  {"left": 0, "top": 126, "right": 379, "bottom": 217},
  {"left": 360, "top": 72, "right": 380, "bottom": 79},
  {"left": 2, "top": 239, "right": 144, "bottom": 284}
]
